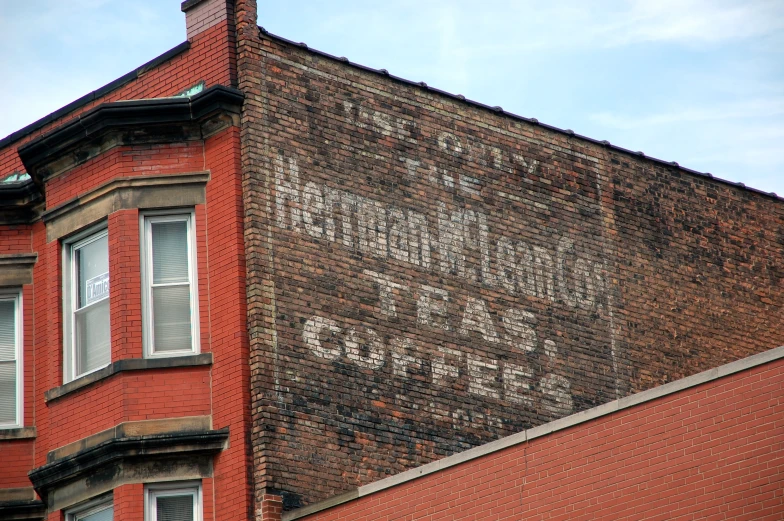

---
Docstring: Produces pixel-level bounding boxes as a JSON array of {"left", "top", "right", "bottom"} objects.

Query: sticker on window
[{"left": 85, "top": 272, "right": 110, "bottom": 306}]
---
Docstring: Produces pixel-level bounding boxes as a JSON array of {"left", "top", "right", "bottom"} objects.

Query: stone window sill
[
  {"left": 45, "top": 353, "right": 213, "bottom": 403},
  {"left": 0, "top": 426, "right": 37, "bottom": 441}
]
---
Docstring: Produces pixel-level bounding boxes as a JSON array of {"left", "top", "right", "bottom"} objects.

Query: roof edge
[
  {"left": 282, "top": 344, "right": 784, "bottom": 520},
  {"left": 0, "top": 41, "right": 191, "bottom": 150},
  {"left": 259, "top": 27, "right": 782, "bottom": 204}
]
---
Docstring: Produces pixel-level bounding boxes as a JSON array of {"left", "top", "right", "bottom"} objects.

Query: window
[
  {"left": 64, "top": 227, "right": 111, "bottom": 382},
  {"left": 141, "top": 212, "right": 199, "bottom": 357},
  {"left": 145, "top": 482, "right": 202, "bottom": 521},
  {"left": 0, "top": 291, "right": 21, "bottom": 428},
  {"left": 66, "top": 495, "right": 113, "bottom": 521}
]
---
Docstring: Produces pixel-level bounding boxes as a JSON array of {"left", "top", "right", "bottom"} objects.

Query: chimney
[{"left": 181, "top": 0, "right": 233, "bottom": 41}]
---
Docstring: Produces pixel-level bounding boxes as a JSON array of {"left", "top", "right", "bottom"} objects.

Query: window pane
[
  {"left": 156, "top": 494, "right": 194, "bottom": 521},
  {"left": 152, "top": 221, "right": 189, "bottom": 285},
  {"left": 78, "top": 505, "right": 113, "bottom": 521},
  {"left": 75, "top": 298, "right": 111, "bottom": 374},
  {"left": 0, "top": 361, "right": 16, "bottom": 424},
  {"left": 0, "top": 300, "right": 15, "bottom": 362},
  {"left": 77, "top": 235, "right": 109, "bottom": 309},
  {"left": 152, "top": 286, "right": 192, "bottom": 352}
]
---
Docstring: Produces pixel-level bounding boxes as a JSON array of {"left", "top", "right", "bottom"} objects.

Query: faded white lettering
[
  {"left": 459, "top": 297, "right": 499, "bottom": 343},
  {"left": 303, "top": 316, "right": 341, "bottom": 360},
  {"left": 345, "top": 327, "right": 385, "bottom": 369},
  {"left": 467, "top": 353, "right": 499, "bottom": 399}
]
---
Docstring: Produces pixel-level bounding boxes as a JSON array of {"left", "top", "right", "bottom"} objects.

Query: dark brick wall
[{"left": 244, "top": 36, "right": 784, "bottom": 508}]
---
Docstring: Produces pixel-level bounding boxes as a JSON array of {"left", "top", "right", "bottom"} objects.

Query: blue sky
[{"left": 2, "top": 0, "right": 782, "bottom": 195}]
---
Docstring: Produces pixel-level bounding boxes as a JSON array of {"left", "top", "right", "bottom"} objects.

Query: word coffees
[{"left": 303, "top": 269, "right": 575, "bottom": 422}]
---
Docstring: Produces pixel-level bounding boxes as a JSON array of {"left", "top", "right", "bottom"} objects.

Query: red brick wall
[
  {"left": 300, "top": 357, "right": 784, "bottom": 521},
  {"left": 0, "top": 225, "right": 32, "bottom": 253},
  {"left": 23, "top": 128, "right": 249, "bottom": 518},
  {"left": 0, "top": 11, "right": 249, "bottom": 518},
  {"left": 243, "top": 37, "right": 784, "bottom": 507},
  {"left": 41, "top": 367, "right": 212, "bottom": 467},
  {"left": 204, "top": 127, "right": 253, "bottom": 521},
  {"left": 112, "top": 483, "right": 144, "bottom": 521},
  {"left": 0, "top": 440, "right": 34, "bottom": 488},
  {"left": 16, "top": 126, "right": 248, "bottom": 517},
  {"left": 45, "top": 143, "right": 206, "bottom": 209}
]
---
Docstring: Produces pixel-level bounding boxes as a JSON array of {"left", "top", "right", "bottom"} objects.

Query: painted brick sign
[{"left": 244, "top": 37, "right": 784, "bottom": 509}]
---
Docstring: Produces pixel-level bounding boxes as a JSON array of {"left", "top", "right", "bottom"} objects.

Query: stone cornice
[
  {"left": 29, "top": 428, "right": 229, "bottom": 497},
  {"left": 17, "top": 85, "right": 243, "bottom": 189}
]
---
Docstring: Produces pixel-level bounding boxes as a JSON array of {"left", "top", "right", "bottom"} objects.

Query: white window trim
[
  {"left": 63, "top": 224, "right": 111, "bottom": 383},
  {"left": 140, "top": 211, "right": 200, "bottom": 358},
  {"left": 0, "top": 290, "right": 22, "bottom": 429},
  {"left": 144, "top": 481, "right": 202, "bottom": 521},
  {"left": 65, "top": 494, "right": 113, "bottom": 521}
]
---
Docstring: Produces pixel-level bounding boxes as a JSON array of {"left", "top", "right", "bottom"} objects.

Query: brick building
[{"left": 0, "top": 1, "right": 781, "bottom": 520}]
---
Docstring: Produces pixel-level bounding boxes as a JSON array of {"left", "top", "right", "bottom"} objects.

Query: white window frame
[
  {"left": 65, "top": 494, "right": 113, "bottom": 521},
  {"left": 145, "top": 481, "right": 202, "bottom": 521},
  {"left": 0, "top": 290, "right": 22, "bottom": 429},
  {"left": 63, "top": 224, "right": 111, "bottom": 383},
  {"left": 140, "top": 211, "right": 200, "bottom": 358}
]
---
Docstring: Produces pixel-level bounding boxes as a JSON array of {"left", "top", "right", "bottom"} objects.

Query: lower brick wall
[
  {"left": 40, "top": 366, "right": 212, "bottom": 468},
  {"left": 298, "top": 356, "right": 784, "bottom": 521},
  {"left": 0, "top": 440, "right": 34, "bottom": 488}
]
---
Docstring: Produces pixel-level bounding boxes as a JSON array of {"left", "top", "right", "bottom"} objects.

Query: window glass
[
  {"left": 143, "top": 214, "right": 197, "bottom": 356},
  {"left": 0, "top": 297, "right": 18, "bottom": 426},
  {"left": 152, "top": 285, "right": 192, "bottom": 352},
  {"left": 78, "top": 506, "right": 113, "bottom": 521},
  {"left": 76, "top": 235, "right": 109, "bottom": 308},
  {"left": 156, "top": 494, "right": 194, "bottom": 521},
  {"left": 146, "top": 483, "right": 200, "bottom": 521},
  {"left": 67, "top": 230, "right": 111, "bottom": 380},
  {"left": 152, "top": 221, "right": 189, "bottom": 284}
]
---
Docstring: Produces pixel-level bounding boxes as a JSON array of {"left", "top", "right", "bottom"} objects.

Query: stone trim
[
  {"left": 0, "top": 500, "right": 45, "bottom": 521},
  {"left": 47, "top": 416, "right": 212, "bottom": 462},
  {"left": 18, "top": 85, "right": 243, "bottom": 186},
  {"left": 181, "top": 0, "right": 210, "bottom": 11},
  {"left": 282, "top": 345, "right": 784, "bottom": 520},
  {"left": 44, "top": 353, "right": 213, "bottom": 402},
  {"left": 0, "top": 488, "right": 36, "bottom": 502},
  {"left": 0, "top": 254, "right": 37, "bottom": 286},
  {"left": 0, "top": 427, "right": 37, "bottom": 441},
  {"left": 0, "top": 183, "right": 42, "bottom": 225},
  {"left": 0, "top": 487, "right": 43, "bottom": 521},
  {"left": 29, "top": 426, "right": 228, "bottom": 511},
  {"left": 43, "top": 172, "right": 209, "bottom": 242}
]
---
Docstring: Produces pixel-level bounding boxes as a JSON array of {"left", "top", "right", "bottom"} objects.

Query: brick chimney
[{"left": 181, "top": 0, "right": 234, "bottom": 41}]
